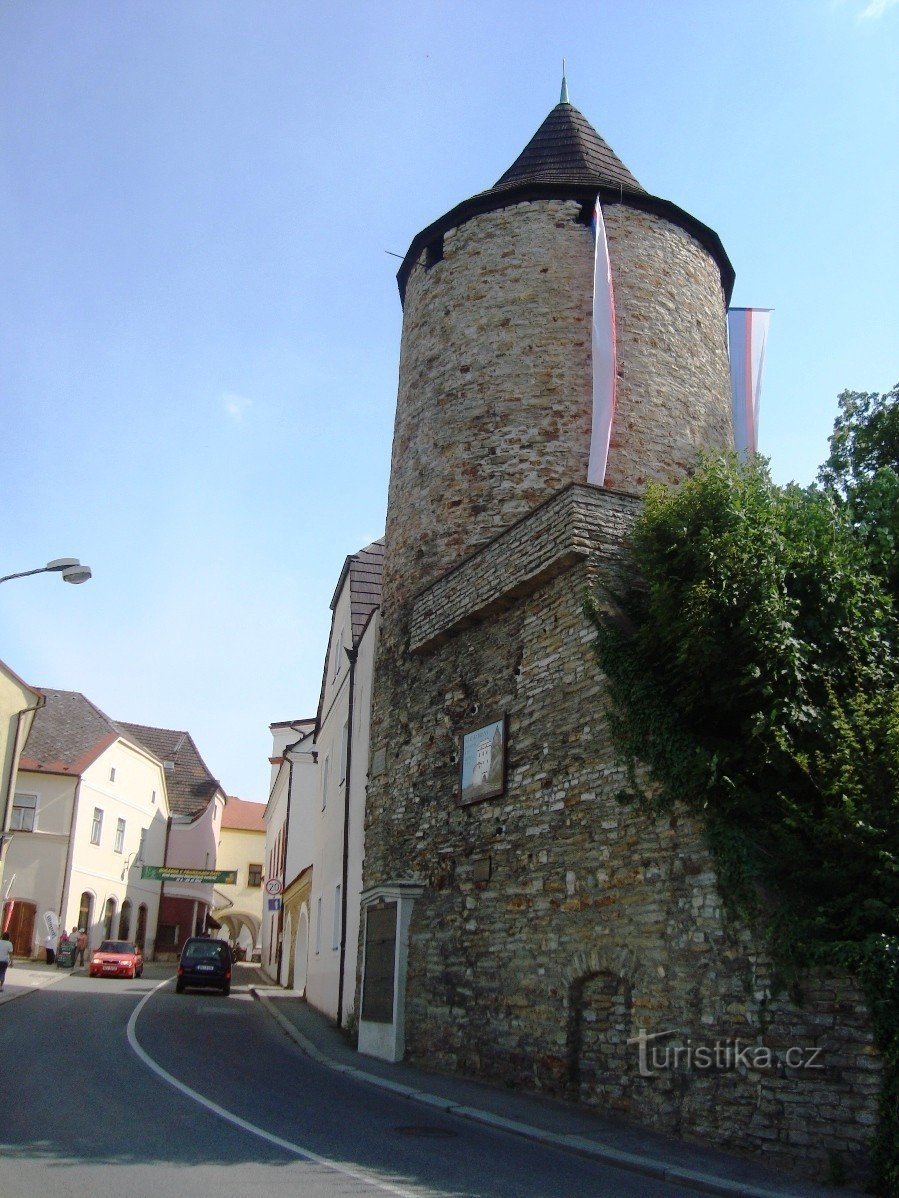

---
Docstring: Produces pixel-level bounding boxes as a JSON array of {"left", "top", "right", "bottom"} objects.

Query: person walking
[
  {"left": 44, "top": 931, "right": 56, "bottom": 965},
  {"left": 74, "top": 929, "right": 88, "bottom": 967},
  {"left": 0, "top": 932, "right": 13, "bottom": 992}
]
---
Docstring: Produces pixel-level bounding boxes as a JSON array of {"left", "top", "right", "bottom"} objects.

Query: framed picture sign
[{"left": 459, "top": 716, "right": 507, "bottom": 805}]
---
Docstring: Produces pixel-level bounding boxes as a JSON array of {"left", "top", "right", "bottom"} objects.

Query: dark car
[{"left": 176, "top": 937, "right": 232, "bottom": 995}]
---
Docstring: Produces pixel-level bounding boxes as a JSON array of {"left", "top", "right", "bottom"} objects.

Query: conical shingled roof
[
  {"left": 397, "top": 94, "right": 734, "bottom": 305},
  {"left": 491, "top": 101, "right": 645, "bottom": 196}
]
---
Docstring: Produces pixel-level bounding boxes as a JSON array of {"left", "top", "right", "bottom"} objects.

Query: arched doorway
[
  {"left": 77, "top": 891, "right": 94, "bottom": 936},
  {"left": 103, "top": 897, "right": 117, "bottom": 939},
  {"left": 118, "top": 899, "right": 132, "bottom": 941},
  {"left": 568, "top": 970, "right": 634, "bottom": 1114},
  {"left": 293, "top": 905, "right": 309, "bottom": 996},
  {"left": 135, "top": 904, "right": 148, "bottom": 950},
  {"left": 3, "top": 900, "right": 36, "bottom": 957}
]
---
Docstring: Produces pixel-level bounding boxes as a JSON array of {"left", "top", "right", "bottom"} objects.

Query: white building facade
[{"left": 267, "top": 540, "right": 382, "bottom": 1026}]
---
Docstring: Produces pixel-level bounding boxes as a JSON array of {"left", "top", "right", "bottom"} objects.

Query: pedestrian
[
  {"left": 0, "top": 932, "right": 13, "bottom": 992},
  {"left": 74, "top": 928, "right": 88, "bottom": 967},
  {"left": 44, "top": 930, "right": 56, "bottom": 965}
]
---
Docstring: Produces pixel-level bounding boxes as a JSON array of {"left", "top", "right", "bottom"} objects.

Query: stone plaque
[
  {"left": 370, "top": 748, "right": 386, "bottom": 778},
  {"left": 361, "top": 901, "right": 397, "bottom": 1024},
  {"left": 472, "top": 856, "right": 492, "bottom": 883}
]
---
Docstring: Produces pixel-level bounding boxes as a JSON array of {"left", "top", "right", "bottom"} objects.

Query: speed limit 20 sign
[{"left": 264, "top": 878, "right": 284, "bottom": 897}]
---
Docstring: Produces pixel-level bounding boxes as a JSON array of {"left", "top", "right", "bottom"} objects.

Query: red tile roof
[{"left": 222, "top": 796, "right": 266, "bottom": 832}]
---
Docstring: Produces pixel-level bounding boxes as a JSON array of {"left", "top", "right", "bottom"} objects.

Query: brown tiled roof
[
  {"left": 116, "top": 721, "right": 221, "bottom": 818},
  {"left": 397, "top": 98, "right": 735, "bottom": 307},
  {"left": 349, "top": 538, "right": 384, "bottom": 644},
  {"left": 20, "top": 689, "right": 119, "bottom": 776},
  {"left": 316, "top": 538, "right": 385, "bottom": 734},
  {"left": 221, "top": 795, "right": 266, "bottom": 832},
  {"left": 491, "top": 102, "right": 644, "bottom": 195}
]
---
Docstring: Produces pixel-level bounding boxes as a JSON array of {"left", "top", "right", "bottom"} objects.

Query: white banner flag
[
  {"left": 727, "top": 308, "right": 771, "bottom": 458},
  {"left": 587, "top": 196, "right": 618, "bottom": 486}
]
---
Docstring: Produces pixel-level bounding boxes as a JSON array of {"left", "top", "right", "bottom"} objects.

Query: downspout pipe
[
  {"left": 59, "top": 777, "right": 83, "bottom": 928},
  {"left": 160, "top": 815, "right": 172, "bottom": 955},
  {"left": 275, "top": 752, "right": 294, "bottom": 985},
  {"left": 336, "top": 645, "right": 358, "bottom": 1028}
]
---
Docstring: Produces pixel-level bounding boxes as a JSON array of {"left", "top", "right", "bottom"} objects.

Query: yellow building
[
  {"left": 0, "top": 658, "right": 42, "bottom": 840},
  {"left": 212, "top": 796, "right": 266, "bottom": 958}
]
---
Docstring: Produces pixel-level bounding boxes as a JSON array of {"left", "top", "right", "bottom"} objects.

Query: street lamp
[{"left": 0, "top": 558, "right": 92, "bottom": 586}]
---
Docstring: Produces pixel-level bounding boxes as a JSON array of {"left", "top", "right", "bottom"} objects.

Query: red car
[{"left": 89, "top": 940, "right": 144, "bottom": 979}]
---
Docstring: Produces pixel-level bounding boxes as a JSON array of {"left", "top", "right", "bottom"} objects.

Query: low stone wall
[{"left": 410, "top": 484, "right": 640, "bottom": 652}]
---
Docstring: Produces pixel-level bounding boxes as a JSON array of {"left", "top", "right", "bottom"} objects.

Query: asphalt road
[{"left": 0, "top": 962, "right": 708, "bottom": 1197}]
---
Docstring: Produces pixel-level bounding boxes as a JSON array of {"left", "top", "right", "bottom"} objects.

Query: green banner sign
[{"left": 141, "top": 866, "right": 237, "bottom": 885}]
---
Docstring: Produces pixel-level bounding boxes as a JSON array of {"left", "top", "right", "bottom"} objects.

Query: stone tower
[
  {"left": 383, "top": 92, "right": 734, "bottom": 614},
  {"left": 358, "top": 91, "right": 878, "bottom": 1184}
]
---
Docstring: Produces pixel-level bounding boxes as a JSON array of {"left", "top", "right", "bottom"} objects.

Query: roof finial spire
[{"left": 560, "top": 59, "right": 570, "bottom": 104}]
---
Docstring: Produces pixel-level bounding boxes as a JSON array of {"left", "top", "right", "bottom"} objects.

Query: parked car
[
  {"left": 176, "top": 936, "right": 232, "bottom": 995},
  {"left": 89, "top": 940, "right": 143, "bottom": 979}
]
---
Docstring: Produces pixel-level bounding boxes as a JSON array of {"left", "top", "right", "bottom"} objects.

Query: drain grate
[{"left": 393, "top": 1125, "right": 459, "bottom": 1139}]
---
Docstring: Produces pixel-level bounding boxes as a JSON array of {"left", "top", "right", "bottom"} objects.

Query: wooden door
[{"left": 3, "top": 901, "right": 36, "bottom": 957}]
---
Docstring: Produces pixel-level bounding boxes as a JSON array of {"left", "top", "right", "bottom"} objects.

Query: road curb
[{"left": 249, "top": 988, "right": 824, "bottom": 1198}]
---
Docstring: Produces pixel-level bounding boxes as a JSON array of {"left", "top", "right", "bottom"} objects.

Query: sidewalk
[
  {"left": 0, "top": 959, "right": 69, "bottom": 1005},
  {"left": 250, "top": 985, "right": 862, "bottom": 1198}
]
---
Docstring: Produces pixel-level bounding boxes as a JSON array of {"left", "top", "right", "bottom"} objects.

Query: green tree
[
  {"left": 588, "top": 423, "right": 899, "bottom": 1192},
  {"left": 819, "top": 383, "right": 899, "bottom": 599}
]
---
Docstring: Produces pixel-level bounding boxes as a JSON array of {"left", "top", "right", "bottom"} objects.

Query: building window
[
  {"left": 151, "top": 789, "right": 156, "bottom": 805},
  {"left": 339, "top": 720, "right": 349, "bottom": 784},
  {"left": 332, "top": 884, "right": 341, "bottom": 950},
  {"left": 103, "top": 898, "right": 116, "bottom": 939},
  {"left": 109, "top": 766, "right": 116, "bottom": 782},
  {"left": 114, "top": 818, "right": 126, "bottom": 854},
  {"left": 90, "top": 807, "right": 103, "bottom": 845},
  {"left": 11, "top": 793, "right": 37, "bottom": 832},
  {"left": 315, "top": 896, "right": 322, "bottom": 954},
  {"left": 321, "top": 756, "right": 330, "bottom": 811},
  {"left": 332, "top": 630, "right": 344, "bottom": 680},
  {"left": 248, "top": 864, "right": 262, "bottom": 888}
]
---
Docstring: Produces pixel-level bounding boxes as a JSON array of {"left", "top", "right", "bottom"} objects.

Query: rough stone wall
[
  {"left": 384, "top": 198, "right": 734, "bottom": 613},
  {"left": 602, "top": 207, "right": 734, "bottom": 494},
  {"left": 363, "top": 539, "right": 880, "bottom": 1184},
  {"left": 410, "top": 484, "right": 640, "bottom": 653},
  {"left": 386, "top": 199, "right": 594, "bottom": 610}
]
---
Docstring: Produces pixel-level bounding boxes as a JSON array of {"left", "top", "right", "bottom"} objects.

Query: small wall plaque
[{"left": 459, "top": 716, "right": 507, "bottom": 805}]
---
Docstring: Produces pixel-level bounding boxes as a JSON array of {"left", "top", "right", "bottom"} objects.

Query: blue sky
[{"left": 2, "top": 0, "right": 896, "bottom": 802}]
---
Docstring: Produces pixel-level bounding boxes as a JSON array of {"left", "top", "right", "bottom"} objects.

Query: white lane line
[{"left": 126, "top": 979, "right": 429, "bottom": 1198}]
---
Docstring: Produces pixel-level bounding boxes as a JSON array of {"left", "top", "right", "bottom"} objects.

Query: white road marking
[{"left": 126, "top": 979, "right": 432, "bottom": 1198}]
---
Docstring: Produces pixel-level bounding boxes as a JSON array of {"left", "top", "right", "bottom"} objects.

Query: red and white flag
[
  {"left": 727, "top": 308, "right": 771, "bottom": 458},
  {"left": 588, "top": 196, "right": 618, "bottom": 486}
]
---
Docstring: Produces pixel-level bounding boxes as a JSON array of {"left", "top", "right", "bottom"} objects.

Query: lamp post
[{"left": 0, "top": 558, "right": 92, "bottom": 586}]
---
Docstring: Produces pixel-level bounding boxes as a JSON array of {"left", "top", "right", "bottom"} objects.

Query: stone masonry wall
[
  {"left": 603, "top": 208, "right": 734, "bottom": 494},
  {"left": 383, "top": 197, "right": 734, "bottom": 613},
  {"left": 363, "top": 516, "right": 880, "bottom": 1185},
  {"left": 410, "top": 484, "right": 640, "bottom": 653}
]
